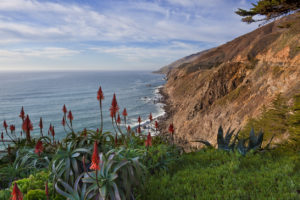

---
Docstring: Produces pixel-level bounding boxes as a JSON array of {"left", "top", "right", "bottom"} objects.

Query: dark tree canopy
[{"left": 236, "top": 0, "right": 300, "bottom": 24}]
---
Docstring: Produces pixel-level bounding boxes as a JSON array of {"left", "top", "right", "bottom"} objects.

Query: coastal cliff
[{"left": 159, "top": 12, "right": 300, "bottom": 148}]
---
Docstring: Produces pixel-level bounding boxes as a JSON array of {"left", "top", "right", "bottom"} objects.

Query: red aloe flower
[
  {"left": 35, "top": 140, "right": 43, "bottom": 156},
  {"left": 62, "top": 104, "right": 67, "bottom": 114},
  {"left": 168, "top": 123, "right": 174, "bottom": 135},
  {"left": 19, "top": 107, "right": 25, "bottom": 121},
  {"left": 51, "top": 126, "right": 55, "bottom": 138},
  {"left": 10, "top": 125, "right": 15, "bottom": 132},
  {"left": 22, "top": 115, "right": 33, "bottom": 141},
  {"left": 67, "top": 110, "right": 73, "bottom": 121},
  {"left": 90, "top": 141, "right": 100, "bottom": 171},
  {"left": 155, "top": 121, "right": 158, "bottom": 130},
  {"left": 109, "top": 94, "right": 119, "bottom": 118},
  {"left": 39, "top": 118, "right": 43, "bottom": 129},
  {"left": 3, "top": 120, "right": 8, "bottom": 131},
  {"left": 115, "top": 134, "right": 118, "bottom": 146},
  {"left": 83, "top": 128, "right": 87, "bottom": 136},
  {"left": 62, "top": 117, "right": 66, "bottom": 126},
  {"left": 116, "top": 114, "right": 121, "bottom": 124},
  {"left": 122, "top": 108, "right": 127, "bottom": 117},
  {"left": 127, "top": 125, "right": 131, "bottom": 132},
  {"left": 11, "top": 182, "right": 23, "bottom": 200},
  {"left": 97, "top": 87, "right": 104, "bottom": 101},
  {"left": 149, "top": 113, "right": 153, "bottom": 122},
  {"left": 45, "top": 181, "right": 49, "bottom": 200},
  {"left": 138, "top": 116, "right": 141, "bottom": 124},
  {"left": 137, "top": 126, "right": 141, "bottom": 134},
  {"left": 145, "top": 132, "right": 152, "bottom": 147},
  {"left": 48, "top": 124, "right": 53, "bottom": 135},
  {"left": 1, "top": 132, "right": 3, "bottom": 141}
]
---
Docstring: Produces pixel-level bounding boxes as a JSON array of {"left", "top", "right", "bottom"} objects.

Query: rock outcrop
[{"left": 159, "top": 12, "right": 300, "bottom": 148}]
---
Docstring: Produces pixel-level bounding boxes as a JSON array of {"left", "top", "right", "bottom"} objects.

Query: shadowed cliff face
[{"left": 161, "top": 12, "right": 300, "bottom": 149}]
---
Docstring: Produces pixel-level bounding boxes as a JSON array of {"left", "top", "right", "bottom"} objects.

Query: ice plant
[
  {"left": 97, "top": 86, "right": 104, "bottom": 133},
  {"left": 35, "top": 140, "right": 43, "bottom": 156},
  {"left": 39, "top": 117, "right": 43, "bottom": 136},
  {"left": 22, "top": 115, "right": 33, "bottom": 142},
  {"left": 19, "top": 106, "right": 25, "bottom": 121},
  {"left": 90, "top": 141, "right": 100, "bottom": 171},
  {"left": 11, "top": 182, "right": 23, "bottom": 200},
  {"left": 110, "top": 93, "right": 119, "bottom": 118},
  {"left": 145, "top": 132, "right": 152, "bottom": 148}
]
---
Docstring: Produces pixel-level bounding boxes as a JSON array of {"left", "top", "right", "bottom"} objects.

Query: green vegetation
[
  {"left": 240, "top": 93, "right": 300, "bottom": 150},
  {"left": 236, "top": 0, "right": 300, "bottom": 24},
  {"left": 140, "top": 149, "right": 300, "bottom": 200},
  {"left": 0, "top": 87, "right": 299, "bottom": 199}
]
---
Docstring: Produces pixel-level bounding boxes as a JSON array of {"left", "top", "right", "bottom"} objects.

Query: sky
[{"left": 0, "top": 0, "right": 258, "bottom": 71}]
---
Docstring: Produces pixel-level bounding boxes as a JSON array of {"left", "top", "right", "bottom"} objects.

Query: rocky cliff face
[{"left": 160, "top": 12, "right": 300, "bottom": 148}]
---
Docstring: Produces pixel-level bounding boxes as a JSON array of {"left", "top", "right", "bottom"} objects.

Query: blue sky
[{"left": 0, "top": 0, "right": 257, "bottom": 71}]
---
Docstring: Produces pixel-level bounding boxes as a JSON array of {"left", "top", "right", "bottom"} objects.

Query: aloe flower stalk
[
  {"left": 155, "top": 121, "right": 158, "bottom": 133},
  {"left": 45, "top": 181, "right": 49, "bottom": 200},
  {"left": 51, "top": 125, "right": 55, "bottom": 142},
  {"left": 90, "top": 141, "right": 100, "bottom": 171},
  {"left": 39, "top": 117, "right": 43, "bottom": 137},
  {"left": 122, "top": 108, "right": 127, "bottom": 127},
  {"left": 22, "top": 115, "right": 33, "bottom": 142},
  {"left": 3, "top": 120, "right": 8, "bottom": 133},
  {"left": 97, "top": 86, "right": 104, "bottom": 133},
  {"left": 168, "top": 123, "right": 175, "bottom": 144},
  {"left": 19, "top": 106, "right": 25, "bottom": 122},
  {"left": 11, "top": 182, "right": 23, "bottom": 200},
  {"left": 145, "top": 132, "right": 152, "bottom": 148},
  {"left": 35, "top": 140, "right": 43, "bottom": 156},
  {"left": 149, "top": 113, "right": 153, "bottom": 122}
]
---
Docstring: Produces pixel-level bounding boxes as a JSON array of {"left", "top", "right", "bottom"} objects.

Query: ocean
[{"left": 0, "top": 71, "right": 165, "bottom": 144}]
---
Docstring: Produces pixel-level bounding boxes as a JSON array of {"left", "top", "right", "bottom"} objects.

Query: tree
[{"left": 236, "top": 0, "right": 300, "bottom": 24}]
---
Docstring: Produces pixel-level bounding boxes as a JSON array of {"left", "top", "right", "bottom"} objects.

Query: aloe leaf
[
  {"left": 55, "top": 182, "right": 76, "bottom": 200},
  {"left": 192, "top": 139, "right": 212, "bottom": 147}
]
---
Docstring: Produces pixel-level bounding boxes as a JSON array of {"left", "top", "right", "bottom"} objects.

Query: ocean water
[{"left": 0, "top": 71, "right": 165, "bottom": 143}]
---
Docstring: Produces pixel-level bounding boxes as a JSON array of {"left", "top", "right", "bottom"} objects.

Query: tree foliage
[{"left": 236, "top": 0, "right": 300, "bottom": 24}]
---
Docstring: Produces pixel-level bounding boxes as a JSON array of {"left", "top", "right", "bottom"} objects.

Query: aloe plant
[
  {"left": 82, "top": 149, "right": 144, "bottom": 200},
  {"left": 51, "top": 142, "right": 91, "bottom": 186},
  {"left": 193, "top": 126, "right": 239, "bottom": 151},
  {"left": 55, "top": 173, "right": 93, "bottom": 200}
]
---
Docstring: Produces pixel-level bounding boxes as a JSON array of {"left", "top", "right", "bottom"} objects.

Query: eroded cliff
[{"left": 160, "top": 12, "right": 300, "bottom": 148}]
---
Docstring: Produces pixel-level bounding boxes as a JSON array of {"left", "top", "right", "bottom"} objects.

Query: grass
[{"left": 139, "top": 149, "right": 300, "bottom": 200}]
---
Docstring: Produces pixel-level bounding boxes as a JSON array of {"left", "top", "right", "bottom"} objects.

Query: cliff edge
[{"left": 159, "top": 12, "right": 300, "bottom": 148}]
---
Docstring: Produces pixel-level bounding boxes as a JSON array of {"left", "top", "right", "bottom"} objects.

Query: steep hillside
[
  {"left": 160, "top": 12, "right": 300, "bottom": 148},
  {"left": 153, "top": 49, "right": 210, "bottom": 74}
]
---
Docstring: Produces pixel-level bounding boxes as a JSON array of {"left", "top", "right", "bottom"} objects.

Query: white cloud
[
  {"left": 0, "top": 47, "right": 79, "bottom": 61},
  {"left": 0, "top": 0, "right": 257, "bottom": 44}
]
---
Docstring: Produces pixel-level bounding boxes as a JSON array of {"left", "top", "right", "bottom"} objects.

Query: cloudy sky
[{"left": 0, "top": 0, "right": 257, "bottom": 71}]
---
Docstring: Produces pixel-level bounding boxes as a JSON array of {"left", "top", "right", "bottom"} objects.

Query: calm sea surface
[{"left": 0, "top": 71, "right": 165, "bottom": 143}]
